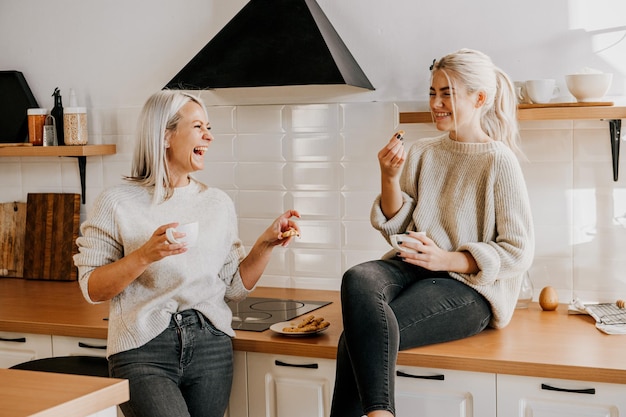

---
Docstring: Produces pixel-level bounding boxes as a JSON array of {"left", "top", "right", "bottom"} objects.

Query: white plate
[{"left": 269, "top": 320, "right": 330, "bottom": 336}]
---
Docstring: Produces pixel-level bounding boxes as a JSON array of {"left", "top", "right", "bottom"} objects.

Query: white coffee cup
[
  {"left": 390, "top": 232, "right": 426, "bottom": 254},
  {"left": 514, "top": 81, "right": 530, "bottom": 104},
  {"left": 166, "top": 222, "right": 199, "bottom": 247},
  {"left": 525, "top": 79, "right": 559, "bottom": 104}
]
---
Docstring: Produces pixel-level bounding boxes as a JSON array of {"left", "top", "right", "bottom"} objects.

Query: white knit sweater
[
  {"left": 371, "top": 133, "right": 535, "bottom": 329},
  {"left": 74, "top": 178, "right": 250, "bottom": 357}
]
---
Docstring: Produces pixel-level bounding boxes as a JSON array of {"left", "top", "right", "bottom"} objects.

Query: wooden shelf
[
  {"left": 399, "top": 106, "right": 625, "bottom": 181},
  {"left": 0, "top": 144, "right": 117, "bottom": 203},
  {"left": 399, "top": 106, "right": 626, "bottom": 124},
  {"left": 0, "top": 144, "right": 115, "bottom": 157}
]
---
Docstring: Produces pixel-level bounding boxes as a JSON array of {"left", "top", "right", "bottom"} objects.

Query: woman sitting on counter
[
  {"left": 330, "top": 49, "right": 535, "bottom": 417},
  {"left": 74, "top": 90, "right": 300, "bottom": 417}
]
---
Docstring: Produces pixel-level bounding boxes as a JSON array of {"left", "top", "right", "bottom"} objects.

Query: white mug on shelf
[{"left": 524, "top": 79, "right": 559, "bottom": 104}]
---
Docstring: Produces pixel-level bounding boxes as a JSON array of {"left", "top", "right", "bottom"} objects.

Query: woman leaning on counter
[{"left": 73, "top": 90, "right": 300, "bottom": 417}]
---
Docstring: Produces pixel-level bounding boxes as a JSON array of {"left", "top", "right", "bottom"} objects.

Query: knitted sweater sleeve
[
  {"left": 218, "top": 192, "right": 252, "bottom": 302},
  {"left": 219, "top": 241, "right": 250, "bottom": 302}
]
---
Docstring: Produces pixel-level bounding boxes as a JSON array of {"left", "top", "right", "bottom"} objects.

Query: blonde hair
[
  {"left": 431, "top": 49, "right": 522, "bottom": 156},
  {"left": 125, "top": 90, "right": 208, "bottom": 204}
]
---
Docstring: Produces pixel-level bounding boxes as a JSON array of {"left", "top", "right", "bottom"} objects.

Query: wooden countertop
[
  {"left": 1, "top": 279, "right": 625, "bottom": 385},
  {"left": 0, "top": 368, "right": 128, "bottom": 417},
  {"left": 0, "top": 279, "right": 109, "bottom": 339}
]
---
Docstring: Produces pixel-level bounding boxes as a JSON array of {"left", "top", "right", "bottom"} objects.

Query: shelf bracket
[
  {"left": 72, "top": 156, "right": 87, "bottom": 204},
  {"left": 607, "top": 119, "right": 621, "bottom": 182}
]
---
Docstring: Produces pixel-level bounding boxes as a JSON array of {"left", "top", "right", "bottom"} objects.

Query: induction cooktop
[{"left": 227, "top": 297, "right": 331, "bottom": 331}]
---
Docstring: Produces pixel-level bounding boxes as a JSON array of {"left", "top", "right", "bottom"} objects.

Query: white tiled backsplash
[{"left": 4, "top": 101, "right": 626, "bottom": 303}]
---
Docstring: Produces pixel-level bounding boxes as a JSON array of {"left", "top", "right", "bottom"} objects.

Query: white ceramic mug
[
  {"left": 525, "top": 79, "right": 559, "bottom": 104},
  {"left": 166, "top": 222, "right": 199, "bottom": 247},
  {"left": 514, "top": 81, "right": 530, "bottom": 104}
]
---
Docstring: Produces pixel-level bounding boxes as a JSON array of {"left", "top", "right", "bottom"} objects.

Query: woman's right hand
[
  {"left": 378, "top": 132, "right": 407, "bottom": 219},
  {"left": 136, "top": 223, "right": 188, "bottom": 264},
  {"left": 377, "top": 131, "right": 406, "bottom": 180},
  {"left": 86, "top": 222, "right": 188, "bottom": 302}
]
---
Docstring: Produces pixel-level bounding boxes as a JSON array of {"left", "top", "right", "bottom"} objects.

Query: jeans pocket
[{"left": 204, "top": 320, "right": 228, "bottom": 337}]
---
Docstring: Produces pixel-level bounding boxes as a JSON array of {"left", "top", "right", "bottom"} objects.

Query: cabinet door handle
[
  {"left": 396, "top": 370, "right": 445, "bottom": 381},
  {"left": 541, "top": 383, "right": 595, "bottom": 395},
  {"left": 78, "top": 342, "right": 107, "bottom": 350},
  {"left": 0, "top": 336, "right": 26, "bottom": 343},
  {"left": 274, "top": 360, "right": 319, "bottom": 369}
]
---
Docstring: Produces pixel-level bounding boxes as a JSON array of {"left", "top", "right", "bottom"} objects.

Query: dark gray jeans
[
  {"left": 108, "top": 310, "right": 233, "bottom": 417},
  {"left": 330, "top": 259, "right": 492, "bottom": 416}
]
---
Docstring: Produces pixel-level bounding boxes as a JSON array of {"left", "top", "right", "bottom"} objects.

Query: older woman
[{"left": 74, "top": 90, "right": 300, "bottom": 417}]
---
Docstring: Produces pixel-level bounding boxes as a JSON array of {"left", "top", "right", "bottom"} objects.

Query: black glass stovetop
[{"left": 227, "top": 297, "right": 331, "bottom": 331}]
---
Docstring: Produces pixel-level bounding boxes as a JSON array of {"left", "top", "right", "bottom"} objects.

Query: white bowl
[{"left": 565, "top": 73, "right": 612, "bottom": 102}]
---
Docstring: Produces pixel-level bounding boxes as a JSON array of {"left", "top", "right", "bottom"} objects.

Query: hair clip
[{"left": 429, "top": 59, "right": 436, "bottom": 71}]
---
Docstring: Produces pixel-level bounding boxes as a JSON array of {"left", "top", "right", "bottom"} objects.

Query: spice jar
[
  {"left": 63, "top": 107, "right": 88, "bottom": 145},
  {"left": 27, "top": 108, "right": 49, "bottom": 146}
]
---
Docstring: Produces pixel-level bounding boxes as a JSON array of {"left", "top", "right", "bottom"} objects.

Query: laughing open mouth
[{"left": 194, "top": 146, "right": 208, "bottom": 156}]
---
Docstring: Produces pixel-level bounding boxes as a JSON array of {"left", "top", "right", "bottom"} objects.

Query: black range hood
[{"left": 165, "top": 0, "right": 374, "bottom": 90}]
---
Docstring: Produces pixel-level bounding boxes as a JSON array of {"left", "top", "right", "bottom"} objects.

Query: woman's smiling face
[
  {"left": 166, "top": 101, "right": 213, "bottom": 186},
  {"left": 429, "top": 70, "right": 481, "bottom": 138}
]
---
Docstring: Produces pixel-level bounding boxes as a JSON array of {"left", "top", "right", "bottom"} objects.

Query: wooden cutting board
[
  {"left": 23, "top": 193, "right": 81, "bottom": 281},
  {"left": 0, "top": 201, "right": 26, "bottom": 278}
]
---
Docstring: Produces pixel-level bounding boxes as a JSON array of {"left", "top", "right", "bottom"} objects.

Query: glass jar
[
  {"left": 516, "top": 271, "right": 534, "bottom": 309},
  {"left": 27, "top": 108, "right": 48, "bottom": 146},
  {"left": 63, "top": 107, "right": 88, "bottom": 145}
]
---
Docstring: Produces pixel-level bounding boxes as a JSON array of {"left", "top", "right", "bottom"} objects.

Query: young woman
[
  {"left": 74, "top": 90, "right": 300, "bottom": 417},
  {"left": 330, "top": 49, "right": 535, "bottom": 417}
]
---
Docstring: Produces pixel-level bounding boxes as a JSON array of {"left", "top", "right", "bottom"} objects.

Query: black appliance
[
  {"left": 227, "top": 297, "right": 331, "bottom": 332},
  {"left": 0, "top": 71, "right": 39, "bottom": 143}
]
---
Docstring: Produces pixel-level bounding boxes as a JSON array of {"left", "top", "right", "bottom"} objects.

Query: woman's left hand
[
  {"left": 239, "top": 210, "right": 302, "bottom": 290},
  {"left": 396, "top": 232, "right": 444, "bottom": 270},
  {"left": 265, "top": 209, "right": 302, "bottom": 247},
  {"left": 397, "top": 232, "right": 479, "bottom": 274}
]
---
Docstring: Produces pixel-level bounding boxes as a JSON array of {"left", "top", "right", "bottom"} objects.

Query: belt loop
[{"left": 195, "top": 310, "right": 207, "bottom": 328}]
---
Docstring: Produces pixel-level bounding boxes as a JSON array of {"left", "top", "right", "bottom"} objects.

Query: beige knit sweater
[{"left": 371, "top": 133, "right": 535, "bottom": 328}]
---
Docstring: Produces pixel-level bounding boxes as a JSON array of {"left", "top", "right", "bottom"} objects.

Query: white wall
[{"left": 1, "top": 0, "right": 625, "bottom": 302}]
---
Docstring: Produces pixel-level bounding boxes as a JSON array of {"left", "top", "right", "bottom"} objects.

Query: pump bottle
[{"left": 51, "top": 88, "right": 64, "bottom": 145}]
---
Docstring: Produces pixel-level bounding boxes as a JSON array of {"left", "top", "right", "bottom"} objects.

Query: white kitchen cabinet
[
  {"left": 0, "top": 331, "right": 52, "bottom": 368},
  {"left": 395, "top": 364, "right": 496, "bottom": 417},
  {"left": 226, "top": 351, "right": 249, "bottom": 417},
  {"left": 246, "top": 352, "right": 336, "bottom": 417},
  {"left": 497, "top": 374, "right": 625, "bottom": 416},
  {"left": 52, "top": 335, "right": 108, "bottom": 357}
]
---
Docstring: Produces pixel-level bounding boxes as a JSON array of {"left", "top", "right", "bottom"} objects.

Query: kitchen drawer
[
  {"left": 52, "top": 335, "right": 107, "bottom": 357},
  {"left": 0, "top": 331, "right": 52, "bottom": 368},
  {"left": 497, "top": 373, "right": 625, "bottom": 416},
  {"left": 395, "top": 364, "right": 496, "bottom": 417}
]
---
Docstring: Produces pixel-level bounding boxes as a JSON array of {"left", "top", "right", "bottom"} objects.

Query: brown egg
[{"left": 539, "top": 286, "right": 559, "bottom": 311}]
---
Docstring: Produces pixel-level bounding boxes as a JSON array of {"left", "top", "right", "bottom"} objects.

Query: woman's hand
[
  {"left": 396, "top": 232, "right": 479, "bottom": 274},
  {"left": 379, "top": 132, "right": 406, "bottom": 219},
  {"left": 378, "top": 132, "right": 406, "bottom": 181},
  {"left": 264, "top": 209, "right": 302, "bottom": 247},
  {"left": 239, "top": 210, "right": 301, "bottom": 289},
  {"left": 135, "top": 222, "right": 188, "bottom": 264}
]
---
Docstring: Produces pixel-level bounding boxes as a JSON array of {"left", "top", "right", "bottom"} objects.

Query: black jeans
[{"left": 330, "top": 259, "right": 492, "bottom": 416}]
